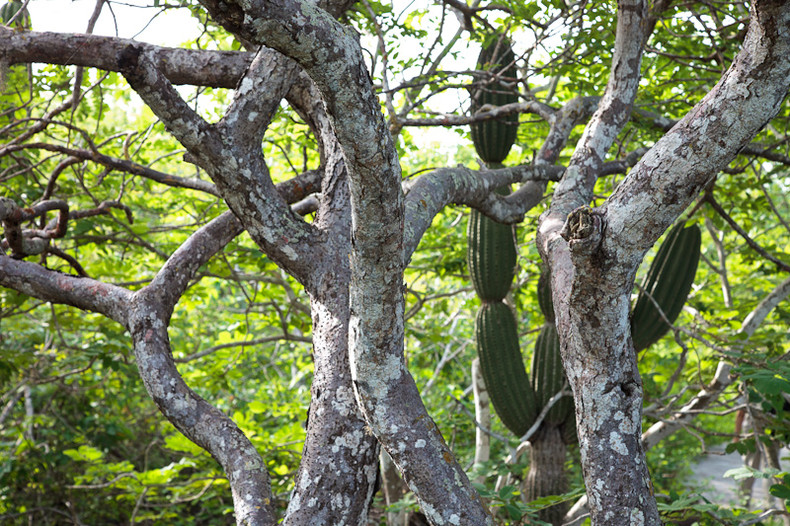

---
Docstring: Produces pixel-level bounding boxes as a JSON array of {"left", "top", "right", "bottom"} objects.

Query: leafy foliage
[{"left": 1, "top": 0, "right": 789, "bottom": 524}]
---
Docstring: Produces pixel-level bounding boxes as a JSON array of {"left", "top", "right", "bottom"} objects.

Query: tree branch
[
  {"left": 605, "top": 1, "right": 790, "bottom": 259},
  {"left": 397, "top": 100, "right": 556, "bottom": 127},
  {"left": 402, "top": 163, "right": 564, "bottom": 262},
  {"left": 633, "top": 107, "right": 790, "bottom": 167},
  {"left": 126, "top": 287, "right": 276, "bottom": 525},
  {"left": 0, "top": 256, "right": 131, "bottom": 324},
  {"left": 219, "top": 46, "right": 300, "bottom": 147},
  {"left": 117, "top": 43, "right": 221, "bottom": 160},
  {"left": 705, "top": 194, "right": 790, "bottom": 273},
  {"left": 0, "top": 142, "right": 220, "bottom": 196},
  {"left": 0, "top": 28, "right": 251, "bottom": 89},
  {"left": 548, "top": 1, "right": 647, "bottom": 220},
  {"left": 115, "top": 33, "right": 322, "bottom": 287}
]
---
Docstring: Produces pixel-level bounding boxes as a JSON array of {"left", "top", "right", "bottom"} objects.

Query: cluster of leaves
[{"left": 1, "top": 1, "right": 789, "bottom": 524}]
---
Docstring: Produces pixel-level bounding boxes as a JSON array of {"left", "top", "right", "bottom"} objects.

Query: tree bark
[
  {"left": 539, "top": 2, "right": 790, "bottom": 524},
  {"left": 283, "top": 75, "right": 381, "bottom": 525},
  {"left": 523, "top": 426, "right": 568, "bottom": 526}
]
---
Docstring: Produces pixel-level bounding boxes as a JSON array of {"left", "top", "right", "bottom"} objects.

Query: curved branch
[
  {"left": 397, "top": 100, "right": 556, "bottom": 127},
  {"left": 219, "top": 47, "right": 300, "bottom": 146},
  {"left": 0, "top": 28, "right": 251, "bottom": 89},
  {"left": 199, "top": 0, "right": 399, "bottom": 182},
  {"left": 126, "top": 292, "right": 276, "bottom": 525},
  {"left": 0, "top": 256, "right": 131, "bottom": 324},
  {"left": 402, "top": 163, "right": 563, "bottom": 262},
  {"left": 0, "top": 198, "right": 69, "bottom": 255},
  {"left": 148, "top": 211, "right": 244, "bottom": 317},
  {"left": 705, "top": 194, "right": 790, "bottom": 273},
  {"left": 117, "top": 44, "right": 221, "bottom": 160},
  {"left": 741, "top": 275, "right": 790, "bottom": 336},
  {"left": 547, "top": 1, "right": 647, "bottom": 220},
  {"left": 125, "top": 211, "right": 277, "bottom": 524},
  {"left": 0, "top": 142, "right": 220, "bottom": 196},
  {"left": 117, "top": 37, "right": 322, "bottom": 286},
  {"left": 634, "top": 107, "right": 790, "bottom": 167},
  {"left": 605, "top": 1, "right": 790, "bottom": 259}
]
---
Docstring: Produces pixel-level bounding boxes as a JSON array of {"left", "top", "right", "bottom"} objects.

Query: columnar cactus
[
  {"left": 469, "top": 34, "right": 519, "bottom": 164},
  {"left": 522, "top": 271, "right": 576, "bottom": 525},
  {"left": 631, "top": 223, "right": 701, "bottom": 352},
  {"left": 475, "top": 302, "right": 536, "bottom": 436},
  {"left": 468, "top": 34, "right": 531, "bottom": 437},
  {"left": 467, "top": 35, "right": 575, "bottom": 525}
]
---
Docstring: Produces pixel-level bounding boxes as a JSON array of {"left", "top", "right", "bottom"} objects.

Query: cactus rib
[
  {"left": 631, "top": 223, "right": 701, "bottom": 352},
  {"left": 476, "top": 301, "right": 537, "bottom": 436}
]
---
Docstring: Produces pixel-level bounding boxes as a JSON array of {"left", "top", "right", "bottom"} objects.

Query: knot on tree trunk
[{"left": 560, "top": 205, "right": 603, "bottom": 257}]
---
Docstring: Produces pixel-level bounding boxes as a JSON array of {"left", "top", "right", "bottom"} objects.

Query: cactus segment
[
  {"left": 530, "top": 324, "right": 572, "bottom": 426},
  {"left": 631, "top": 223, "right": 701, "bottom": 352},
  {"left": 469, "top": 36, "right": 519, "bottom": 164},
  {"left": 476, "top": 301, "right": 537, "bottom": 436},
  {"left": 0, "top": 1, "right": 24, "bottom": 23},
  {"left": 537, "top": 270, "right": 555, "bottom": 324},
  {"left": 467, "top": 209, "right": 517, "bottom": 301}
]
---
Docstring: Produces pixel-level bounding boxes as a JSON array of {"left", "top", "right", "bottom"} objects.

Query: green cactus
[
  {"left": 531, "top": 323, "right": 572, "bottom": 427},
  {"left": 466, "top": 33, "right": 574, "bottom": 526},
  {"left": 631, "top": 223, "right": 701, "bottom": 352},
  {"left": 537, "top": 269, "right": 555, "bottom": 324},
  {"left": 475, "top": 301, "right": 537, "bottom": 436},
  {"left": 467, "top": 207, "right": 516, "bottom": 301},
  {"left": 522, "top": 320, "right": 575, "bottom": 525},
  {"left": 470, "top": 36, "right": 519, "bottom": 164}
]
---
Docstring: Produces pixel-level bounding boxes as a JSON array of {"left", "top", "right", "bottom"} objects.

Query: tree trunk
[
  {"left": 283, "top": 284, "right": 379, "bottom": 524},
  {"left": 523, "top": 425, "right": 568, "bottom": 526},
  {"left": 472, "top": 358, "right": 490, "bottom": 484}
]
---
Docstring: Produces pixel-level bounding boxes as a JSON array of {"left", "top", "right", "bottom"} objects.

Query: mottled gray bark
[
  {"left": 283, "top": 77, "right": 380, "bottom": 526},
  {"left": 0, "top": 255, "right": 131, "bottom": 323},
  {"left": 538, "top": 1, "right": 790, "bottom": 524},
  {"left": 536, "top": 1, "right": 657, "bottom": 524},
  {"left": 98, "top": 13, "right": 385, "bottom": 519},
  {"left": 4, "top": 0, "right": 790, "bottom": 525},
  {"left": 200, "top": 0, "right": 493, "bottom": 522},
  {"left": 127, "top": 212, "right": 276, "bottom": 525},
  {"left": 0, "top": 27, "right": 250, "bottom": 88}
]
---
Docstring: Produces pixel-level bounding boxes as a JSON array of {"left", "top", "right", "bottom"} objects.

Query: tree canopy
[{"left": 1, "top": 0, "right": 789, "bottom": 525}]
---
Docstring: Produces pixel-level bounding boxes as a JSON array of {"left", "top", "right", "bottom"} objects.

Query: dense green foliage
[{"left": 1, "top": 1, "right": 789, "bottom": 524}]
